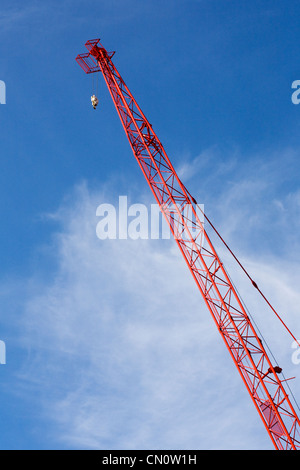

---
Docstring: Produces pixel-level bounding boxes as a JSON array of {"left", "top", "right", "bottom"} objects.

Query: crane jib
[{"left": 76, "top": 39, "right": 300, "bottom": 450}]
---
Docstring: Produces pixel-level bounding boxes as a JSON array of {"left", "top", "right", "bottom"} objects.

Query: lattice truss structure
[{"left": 76, "top": 39, "right": 300, "bottom": 450}]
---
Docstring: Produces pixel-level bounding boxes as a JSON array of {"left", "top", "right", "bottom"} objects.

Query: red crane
[{"left": 76, "top": 39, "right": 300, "bottom": 450}]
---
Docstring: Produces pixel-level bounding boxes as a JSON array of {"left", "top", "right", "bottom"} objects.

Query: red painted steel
[{"left": 76, "top": 39, "right": 300, "bottom": 450}]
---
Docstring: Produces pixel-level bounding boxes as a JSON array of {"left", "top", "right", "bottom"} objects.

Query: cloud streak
[{"left": 11, "top": 142, "right": 300, "bottom": 450}]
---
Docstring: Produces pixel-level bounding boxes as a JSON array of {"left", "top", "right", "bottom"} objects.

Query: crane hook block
[{"left": 91, "top": 95, "right": 99, "bottom": 110}]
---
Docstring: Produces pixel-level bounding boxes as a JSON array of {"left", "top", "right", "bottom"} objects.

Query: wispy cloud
[
  {"left": 9, "top": 141, "right": 300, "bottom": 450},
  {"left": 0, "top": 0, "right": 153, "bottom": 35},
  {"left": 11, "top": 180, "right": 280, "bottom": 450},
  {"left": 0, "top": 3, "right": 44, "bottom": 31}
]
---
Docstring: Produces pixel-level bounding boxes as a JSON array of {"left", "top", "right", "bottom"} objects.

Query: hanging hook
[{"left": 91, "top": 94, "right": 99, "bottom": 109}]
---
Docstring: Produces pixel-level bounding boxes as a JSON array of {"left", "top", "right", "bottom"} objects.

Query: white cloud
[
  {"left": 13, "top": 180, "right": 281, "bottom": 450},
  {"left": 13, "top": 141, "right": 300, "bottom": 450}
]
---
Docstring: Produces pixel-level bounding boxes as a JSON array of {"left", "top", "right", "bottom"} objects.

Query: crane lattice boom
[{"left": 76, "top": 39, "right": 300, "bottom": 450}]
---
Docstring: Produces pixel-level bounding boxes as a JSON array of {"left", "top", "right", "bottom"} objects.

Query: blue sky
[{"left": 1, "top": 0, "right": 300, "bottom": 450}]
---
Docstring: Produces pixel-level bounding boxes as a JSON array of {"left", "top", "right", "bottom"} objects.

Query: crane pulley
[{"left": 76, "top": 39, "right": 300, "bottom": 450}]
